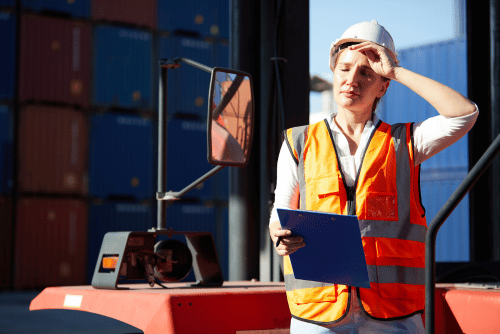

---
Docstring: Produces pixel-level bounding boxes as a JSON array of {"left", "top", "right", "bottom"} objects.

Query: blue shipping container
[
  {"left": 157, "top": 0, "right": 229, "bottom": 38},
  {"left": 160, "top": 35, "right": 213, "bottom": 119},
  {"left": 0, "top": 11, "right": 15, "bottom": 100},
  {"left": 92, "top": 25, "right": 153, "bottom": 110},
  {"left": 378, "top": 38, "right": 470, "bottom": 262},
  {"left": 89, "top": 113, "right": 154, "bottom": 200},
  {"left": 0, "top": 105, "right": 13, "bottom": 194},
  {"left": 0, "top": 1, "right": 16, "bottom": 7},
  {"left": 22, "top": 0, "right": 90, "bottom": 18},
  {"left": 163, "top": 201, "right": 224, "bottom": 281},
  {"left": 421, "top": 168, "right": 470, "bottom": 262},
  {"left": 86, "top": 201, "right": 154, "bottom": 283},
  {"left": 166, "top": 118, "right": 214, "bottom": 199}
]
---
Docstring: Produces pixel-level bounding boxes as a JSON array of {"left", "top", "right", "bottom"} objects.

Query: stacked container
[
  {"left": 4, "top": 1, "right": 232, "bottom": 288},
  {"left": 379, "top": 37, "right": 470, "bottom": 262},
  {"left": 19, "top": 14, "right": 91, "bottom": 107},
  {"left": 0, "top": 9, "right": 16, "bottom": 101}
]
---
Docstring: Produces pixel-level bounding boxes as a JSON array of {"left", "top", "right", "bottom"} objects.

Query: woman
[{"left": 269, "top": 21, "right": 477, "bottom": 333}]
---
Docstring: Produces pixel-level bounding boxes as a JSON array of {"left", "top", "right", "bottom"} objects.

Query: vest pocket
[
  {"left": 293, "top": 284, "right": 338, "bottom": 304},
  {"left": 364, "top": 192, "right": 398, "bottom": 221},
  {"left": 307, "top": 176, "right": 342, "bottom": 212}
]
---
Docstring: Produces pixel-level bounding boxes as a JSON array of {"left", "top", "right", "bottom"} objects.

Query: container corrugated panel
[
  {"left": 214, "top": 0, "right": 229, "bottom": 39},
  {"left": 0, "top": 197, "right": 12, "bottom": 288},
  {"left": 0, "top": 10, "right": 16, "bottom": 100},
  {"left": 89, "top": 113, "right": 154, "bottom": 200},
  {"left": 86, "top": 200, "right": 154, "bottom": 283},
  {"left": 22, "top": 0, "right": 91, "bottom": 18},
  {"left": 18, "top": 106, "right": 88, "bottom": 195},
  {"left": 157, "top": 0, "right": 221, "bottom": 37},
  {"left": 92, "top": 0, "right": 156, "bottom": 29},
  {"left": 14, "top": 197, "right": 88, "bottom": 288},
  {"left": 164, "top": 201, "right": 220, "bottom": 281},
  {"left": 160, "top": 35, "right": 213, "bottom": 119},
  {"left": 0, "top": 0, "right": 16, "bottom": 8},
  {"left": 420, "top": 168, "right": 470, "bottom": 262},
  {"left": 166, "top": 118, "right": 213, "bottom": 199},
  {"left": 0, "top": 105, "right": 13, "bottom": 195},
  {"left": 19, "top": 14, "right": 91, "bottom": 107},
  {"left": 214, "top": 39, "right": 229, "bottom": 68},
  {"left": 92, "top": 25, "right": 153, "bottom": 110}
]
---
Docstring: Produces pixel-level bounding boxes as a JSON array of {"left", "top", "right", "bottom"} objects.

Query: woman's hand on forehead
[{"left": 349, "top": 42, "right": 399, "bottom": 80}]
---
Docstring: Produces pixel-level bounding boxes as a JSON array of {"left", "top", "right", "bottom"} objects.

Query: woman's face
[{"left": 332, "top": 48, "right": 389, "bottom": 114}]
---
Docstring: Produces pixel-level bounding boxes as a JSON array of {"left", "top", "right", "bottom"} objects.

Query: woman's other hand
[{"left": 269, "top": 220, "right": 305, "bottom": 256}]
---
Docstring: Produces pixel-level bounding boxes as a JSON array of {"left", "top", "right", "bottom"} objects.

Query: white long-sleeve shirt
[{"left": 269, "top": 108, "right": 478, "bottom": 224}]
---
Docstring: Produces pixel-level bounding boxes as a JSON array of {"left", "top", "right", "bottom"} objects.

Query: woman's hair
[{"left": 332, "top": 42, "right": 390, "bottom": 112}]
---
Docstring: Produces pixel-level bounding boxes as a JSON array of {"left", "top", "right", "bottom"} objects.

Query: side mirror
[{"left": 208, "top": 68, "right": 254, "bottom": 167}]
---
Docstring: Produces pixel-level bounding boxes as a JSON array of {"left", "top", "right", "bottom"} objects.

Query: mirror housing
[{"left": 207, "top": 68, "right": 254, "bottom": 167}]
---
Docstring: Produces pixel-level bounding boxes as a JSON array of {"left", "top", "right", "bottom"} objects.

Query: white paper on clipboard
[{"left": 277, "top": 208, "right": 370, "bottom": 288}]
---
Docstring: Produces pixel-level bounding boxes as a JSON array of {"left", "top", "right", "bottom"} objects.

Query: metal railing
[{"left": 425, "top": 132, "right": 500, "bottom": 333}]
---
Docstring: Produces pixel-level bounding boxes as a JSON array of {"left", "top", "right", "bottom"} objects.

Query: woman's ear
[{"left": 377, "top": 80, "right": 390, "bottom": 98}]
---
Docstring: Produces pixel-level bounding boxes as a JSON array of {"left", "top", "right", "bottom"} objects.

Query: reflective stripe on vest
[{"left": 283, "top": 119, "right": 427, "bottom": 323}]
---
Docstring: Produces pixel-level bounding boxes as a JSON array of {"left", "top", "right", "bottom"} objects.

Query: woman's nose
[{"left": 345, "top": 70, "right": 359, "bottom": 86}]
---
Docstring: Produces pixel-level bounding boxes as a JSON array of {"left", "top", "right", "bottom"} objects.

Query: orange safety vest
[{"left": 283, "top": 119, "right": 427, "bottom": 324}]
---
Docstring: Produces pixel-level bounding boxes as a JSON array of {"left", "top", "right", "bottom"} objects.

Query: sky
[{"left": 309, "top": 0, "right": 460, "bottom": 115}]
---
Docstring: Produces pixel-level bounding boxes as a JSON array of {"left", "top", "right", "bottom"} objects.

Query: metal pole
[
  {"left": 490, "top": 0, "right": 500, "bottom": 261},
  {"left": 228, "top": 0, "right": 259, "bottom": 281},
  {"left": 157, "top": 65, "right": 168, "bottom": 230},
  {"left": 425, "top": 132, "right": 500, "bottom": 334}
]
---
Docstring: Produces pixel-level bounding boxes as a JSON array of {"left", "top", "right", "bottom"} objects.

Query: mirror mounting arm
[
  {"left": 157, "top": 165, "right": 225, "bottom": 201},
  {"left": 160, "top": 57, "right": 213, "bottom": 74}
]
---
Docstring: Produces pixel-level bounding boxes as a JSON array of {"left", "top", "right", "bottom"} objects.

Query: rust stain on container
[
  {"left": 0, "top": 197, "right": 12, "bottom": 288},
  {"left": 19, "top": 14, "right": 91, "bottom": 107},
  {"left": 15, "top": 197, "right": 88, "bottom": 288},
  {"left": 92, "top": 0, "right": 157, "bottom": 29},
  {"left": 18, "top": 105, "right": 89, "bottom": 195}
]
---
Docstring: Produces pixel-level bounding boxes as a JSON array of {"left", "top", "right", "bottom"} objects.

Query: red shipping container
[
  {"left": 19, "top": 14, "right": 91, "bottom": 107},
  {"left": 92, "top": 0, "right": 157, "bottom": 29},
  {"left": 0, "top": 197, "right": 13, "bottom": 288},
  {"left": 18, "top": 105, "right": 88, "bottom": 195},
  {"left": 15, "top": 197, "right": 88, "bottom": 288}
]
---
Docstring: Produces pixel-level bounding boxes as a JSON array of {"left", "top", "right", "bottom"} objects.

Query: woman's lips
[{"left": 341, "top": 91, "right": 359, "bottom": 97}]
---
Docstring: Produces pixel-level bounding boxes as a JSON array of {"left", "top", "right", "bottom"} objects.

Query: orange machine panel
[{"left": 30, "top": 282, "right": 291, "bottom": 334}]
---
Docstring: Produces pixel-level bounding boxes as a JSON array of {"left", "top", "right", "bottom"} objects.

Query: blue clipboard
[{"left": 277, "top": 208, "right": 370, "bottom": 288}]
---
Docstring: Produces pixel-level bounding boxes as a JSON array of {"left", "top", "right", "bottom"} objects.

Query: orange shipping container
[
  {"left": 19, "top": 14, "right": 91, "bottom": 107},
  {"left": 0, "top": 197, "right": 13, "bottom": 288},
  {"left": 92, "top": 0, "right": 157, "bottom": 29},
  {"left": 15, "top": 197, "right": 88, "bottom": 288},
  {"left": 18, "top": 105, "right": 88, "bottom": 195}
]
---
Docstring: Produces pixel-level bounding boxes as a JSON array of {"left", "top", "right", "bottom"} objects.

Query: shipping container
[
  {"left": 86, "top": 200, "right": 154, "bottom": 283},
  {"left": 0, "top": 0, "right": 16, "bottom": 8},
  {"left": 0, "top": 197, "right": 13, "bottom": 288},
  {"left": 421, "top": 168, "right": 470, "bottom": 262},
  {"left": 22, "top": 0, "right": 90, "bottom": 18},
  {"left": 214, "top": 39, "right": 229, "bottom": 68},
  {"left": 19, "top": 14, "right": 91, "bottom": 107},
  {"left": 17, "top": 105, "right": 88, "bottom": 195},
  {"left": 0, "top": 10, "right": 16, "bottom": 100},
  {"left": 159, "top": 35, "right": 213, "bottom": 119},
  {"left": 166, "top": 118, "right": 214, "bottom": 199},
  {"left": 0, "top": 105, "right": 13, "bottom": 195},
  {"left": 91, "top": 0, "right": 156, "bottom": 29},
  {"left": 163, "top": 201, "right": 222, "bottom": 281},
  {"left": 88, "top": 113, "right": 154, "bottom": 200},
  {"left": 92, "top": 25, "right": 153, "bottom": 110},
  {"left": 158, "top": 0, "right": 213, "bottom": 36},
  {"left": 15, "top": 197, "right": 88, "bottom": 288}
]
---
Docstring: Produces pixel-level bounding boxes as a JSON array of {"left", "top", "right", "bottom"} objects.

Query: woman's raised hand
[{"left": 349, "top": 41, "right": 399, "bottom": 80}]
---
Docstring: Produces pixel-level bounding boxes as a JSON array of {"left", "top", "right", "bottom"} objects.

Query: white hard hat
[{"left": 329, "top": 20, "right": 397, "bottom": 70}]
